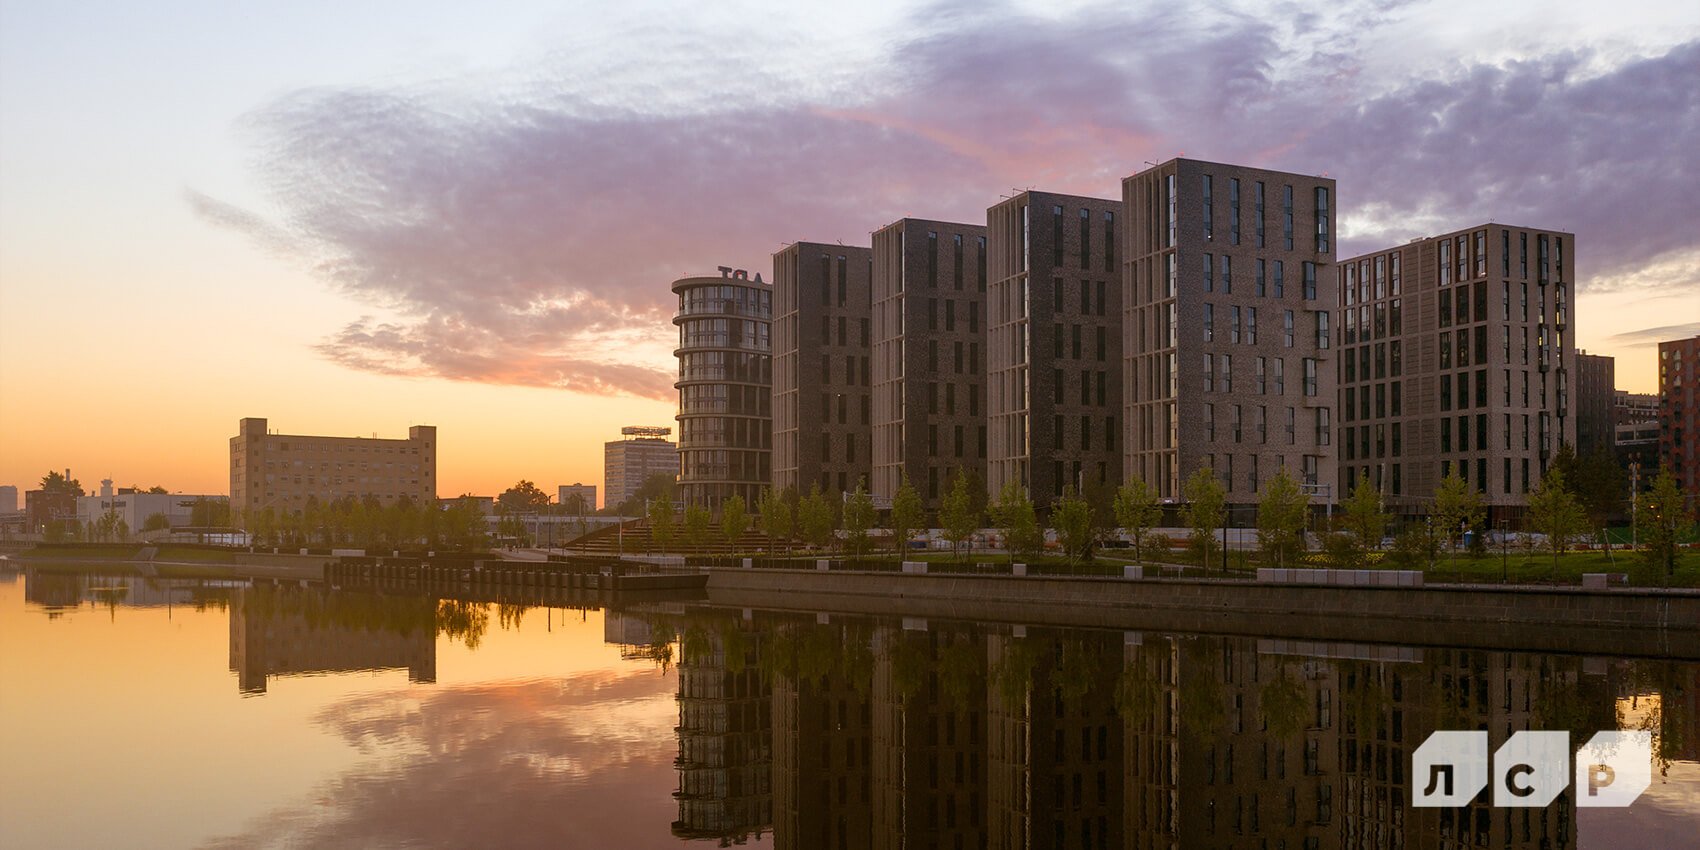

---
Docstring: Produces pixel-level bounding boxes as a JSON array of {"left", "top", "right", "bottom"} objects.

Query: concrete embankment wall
[{"left": 705, "top": 569, "right": 1700, "bottom": 659}]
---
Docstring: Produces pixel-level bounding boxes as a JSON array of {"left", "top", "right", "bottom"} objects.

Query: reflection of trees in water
[
  {"left": 1115, "top": 650, "right": 1162, "bottom": 725},
  {"left": 434, "top": 599, "right": 490, "bottom": 649},
  {"left": 1178, "top": 639, "right": 1225, "bottom": 735},
  {"left": 991, "top": 636, "right": 1043, "bottom": 710},
  {"left": 1054, "top": 638, "right": 1104, "bottom": 705},
  {"left": 1259, "top": 665, "right": 1307, "bottom": 741},
  {"left": 1622, "top": 660, "right": 1693, "bottom": 779}
]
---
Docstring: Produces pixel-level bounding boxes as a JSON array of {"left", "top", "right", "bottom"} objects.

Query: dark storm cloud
[{"left": 195, "top": 1, "right": 1700, "bottom": 395}]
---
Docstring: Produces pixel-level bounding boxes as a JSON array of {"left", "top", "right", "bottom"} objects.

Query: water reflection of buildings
[
  {"left": 228, "top": 586, "right": 437, "bottom": 694},
  {"left": 23, "top": 569, "right": 241, "bottom": 615},
  {"left": 672, "top": 620, "right": 772, "bottom": 844},
  {"left": 626, "top": 607, "right": 1681, "bottom": 850}
]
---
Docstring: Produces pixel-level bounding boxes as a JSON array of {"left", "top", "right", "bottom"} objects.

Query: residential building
[
  {"left": 1660, "top": 335, "right": 1700, "bottom": 494},
  {"left": 1123, "top": 159, "right": 1337, "bottom": 508},
  {"left": 557, "top": 483, "right": 597, "bottom": 512},
  {"left": 229, "top": 418, "right": 436, "bottom": 525},
  {"left": 1614, "top": 390, "right": 1660, "bottom": 425},
  {"left": 986, "top": 190, "right": 1124, "bottom": 504},
  {"left": 605, "top": 425, "right": 678, "bottom": 509},
  {"left": 1334, "top": 224, "right": 1577, "bottom": 522},
  {"left": 870, "top": 218, "right": 989, "bottom": 508},
  {"left": 1575, "top": 350, "right": 1615, "bottom": 455},
  {"left": 674, "top": 268, "right": 772, "bottom": 510},
  {"left": 772, "top": 242, "right": 873, "bottom": 499},
  {"left": 0, "top": 485, "right": 16, "bottom": 514}
]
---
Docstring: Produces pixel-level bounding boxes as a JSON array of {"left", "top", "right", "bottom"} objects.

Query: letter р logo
[{"left": 1575, "top": 731, "right": 1652, "bottom": 807}]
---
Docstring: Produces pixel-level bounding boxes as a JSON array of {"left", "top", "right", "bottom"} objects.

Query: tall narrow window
[
  {"left": 952, "top": 234, "right": 963, "bottom": 290},
  {"left": 1166, "top": 175, "right": 1178, "bottom": 248},
  {"left": 1202, "top": 174, "right": 1214, "bottom": 240},
  {"left": 1104, "top": 211, "right": 1115, "bottom": 271},
  {"left": 1051, "top": 206, "right": 1063, "bottom": 269},
  {"left": 1080, "top": 208, "right": 1090, "bottom": 270},
  {"left": 1314, "top": 187, "right": 1330, "bottom": 253},
  {"left": 1229, "top": 178, "right": 1241, "bottom": 245},
  {"left": 1302, "top": 262, "right": 1317, "bottom": 301},
  {"left": 1282, "top": 185, "right": 1294, "bottom": 250},
  {"left": 1254, "top": 181, "right": 1266, "bottom": 247}
]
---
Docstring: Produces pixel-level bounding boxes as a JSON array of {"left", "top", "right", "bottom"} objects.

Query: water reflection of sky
[{"left": 2, "top": 568, "right": 1695, "bottom": 847}]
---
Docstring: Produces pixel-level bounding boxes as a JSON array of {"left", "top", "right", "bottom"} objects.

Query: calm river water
[{"left": 1, "top": 565, "right": 1695, "bottom": 848}]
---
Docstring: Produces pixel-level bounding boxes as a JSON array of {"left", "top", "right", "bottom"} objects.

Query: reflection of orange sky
[{"left": 0, "top": 577, "right": 691, "bottom": 849}]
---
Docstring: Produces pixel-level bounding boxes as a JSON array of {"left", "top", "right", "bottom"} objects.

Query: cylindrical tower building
[{"left": 673, "top": 269, "right": 773, "bottom": 510}]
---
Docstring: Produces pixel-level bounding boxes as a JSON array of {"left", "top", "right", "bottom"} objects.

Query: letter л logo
[{"left": 1412, "top": 731, "right": 1488, "bottom": 807}]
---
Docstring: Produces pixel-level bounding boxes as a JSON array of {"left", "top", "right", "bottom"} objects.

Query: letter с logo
[
  {"left": 1413, "top": 731, "right": 1489, "bottom": 807},
  {"left": 1575, "top": 731, "right": 1652, "bottom": 807},
  {"left": 1493, "top": 731, "right": 1569, "bottom": 807}
]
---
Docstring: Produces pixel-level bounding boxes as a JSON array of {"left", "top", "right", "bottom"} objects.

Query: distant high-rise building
[
  {"left": 772, "top": 242, "right": 873, "bottom": 498},
  {"left": 0, "top": 485, "right": 17, "bottom": 514},
  {"left": 1575, "top": 350, "right": 1616, "bottom": 455},
  {"left": 1659, "top": 335, "right": 1700, "bottom": 494},
  {"left": 1123, "top": 159, "right": 1337, "bottom": 506},
  {"left": 556, "top": 483, "right": 597, "bottom": 512},
  {"left": 986, "top": 190, "right": 1124, "bottom": 504},
  {"left": 871, "top": 218, "right": 989, "bottom": 509},
  {"left": 1334, "top": 224, "right": 1577, "bottom": 522},
  {"left": 603, "top": 426, "right": 677, "bottom": 510},
  {"left": 673, "top": 268, "right": 772, "bottom": 510},
  {"left": 229, "top": 418, "right": 435, "bottom": 525}
]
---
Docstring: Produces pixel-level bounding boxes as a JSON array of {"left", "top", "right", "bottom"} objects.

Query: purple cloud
[{"left": 194, "top": 5, "right": 1700, "bottom": 396}]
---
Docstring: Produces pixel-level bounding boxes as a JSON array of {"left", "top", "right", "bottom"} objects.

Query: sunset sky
[{"left": 3, "top": 0, "right": 1697, "bottom": 502}]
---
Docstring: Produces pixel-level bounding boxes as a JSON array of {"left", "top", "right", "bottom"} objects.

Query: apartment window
[
  {"left": 1230, "top": 178, "right": 1244, "bottom": 246},
  {"left": 1273, "top": 358, "right": 1285, "bottom": 395},
  {"left": 1104, "top": 211, "right": 1115, "bottom": 271},
  {"left": 1232, "top": 404, "right": 1243, "bottom": 443},
  {"left": 1303, "top": 358, "right": 1318, "bottom": 396},
  {"left": 1053, "top": 369, "right": 1064, "bottom": 404},
  {"left": 1080, "top": 370, "right": 1091, "bottom": 405},
  {"left": 1096, "top": 326, "right": 1106, "bottom": 361},
  {"left": 1440, "top": 374, "right": 1452, "bottom": 411},
  {"left": 1202, "top": 174, "right": 1214, "bottom": 240},
  {"left": 1203, "top": 353, "right": 1215, "bottom": 393},
  {"left": 1285, "top": 407, "right": 1296, "bottom": 444},
  {"left": 1256, "top": 405, "right": 1267, "bottom": 443},
  {"left": 1051, "top": 416, "right": 1062, "bottom": 450},
  {"left": 1314, "top": 187, "right": 1330, "bottom": 253},
  {"left": 1080, "top": 208, "right": 1091, "bottom": 269},
  {"left": 1230, "top": 306, "right": 1242, "bottom": 344},
  {"left": 1256, "top": 259, "right": 1266, "bottom": 297},
  {"left": 1254, "top": 181, "right": 1266, "bottom": 247},
  {"left": 821, "top": 354, "right": 831, "bottom": 384},
  {"left": 1440, "top": 238, "right": 1452, "bottom": 286},
  {"left": 1302, "top": 262, "right": 1317, "bottom": 301},
  {"left": 1205, "top": 404, "right": 1215, "bottom": 441},
  {"left": 1204, "top": 253, "right": 1214, "bottom": 292},
  {"left": 1072, "top": 324, "right": 1081, "bottom": 359},
  {"left": 1204, "top": 304, "right": 1214, "bottom": 342},
  {"left": 1273, "top": 260, "right": 1285, "bottom": 298},
  {"left": 1220, "top": 254, "right": 1232, "bottom": 294},
  {"left": 1315, "top": 312, "right": 1330, "bottom": 349},
  {"left": 977, "top": 236, "right": 987, "bottom": 291},
  {"left": 1283, "top": 310, "right": 1295, "bottom": 348},
  {"left": 1165, "top": 174, "right": 1177, "bottom": 248},
  {"left": 1221, "top": 354, "right": 1233, "bottom": 393},
  {"left": 1051, "top": 206, "right": 1064, "bottom": 268},
  {"left": 1282, "top": 185, "right": 1294, "bottom": 250},
  {"left": 1256, "top": 357, "right": 1267, "bottom": 394},
  {"left": 1316, "top": 408, "right": 1331, "bottom": 445},
  {"left": 1390, "top": 299, "right": 1402, "bottom": 335}
]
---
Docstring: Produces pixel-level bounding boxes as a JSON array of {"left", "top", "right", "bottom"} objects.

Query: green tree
[
  {"left": 720, "top": 495, "right": 749, "bottom": 552},
  {"left": 1256, "top": 467, "right": 1308, "bottom": 567},
  {"left": 1323, "top": 530, "right": 1365, "bottom": 568},
  {"left": 38, "top": 470, "right": 84, "bottom": 496},
  {"left": 1114, "top": 474, "right": 1163, "bottom": 564},
  {"left": 1526, "top": 467, "right": 1588, "bottom": 572},
  {"left": 647, "top": 496, "right": 675, "bottom": 552},
  {"left": 889, "top": 475, "right": 924, "bottom": 557},
  {"left": 757, "top": 488, "right": 793, "bottom": 555},
  {"left": 617, "top": 473, "right": 677, "bottom": 516},
  {"left": 1181, "top": 467, "right": 1226, "bottom": 566},
  {"left": 142, "top": 512, "right": 171, "bottom": 533},
  {"left": 190, "top": 497, "right": 231, "bottom": 527},
  {"left": 1052, "top": 487, "right": 1095, "bottom": 564},
  {"left": 798, "top": 484, "right": 836, "bottom": 550},
  {"left": 1340, "top": 471, "right": 1389, "bottom": 555},
  {"left": 146, "top": 485, "right": 170, "bottom": 494},
  {"left": 1638, "top": 469, "right": 1693, "bottom": 585},
  {"left": 497, "top": 480, "right": 551, "bottom": 514},
  {"left": 843, "top": 484, "right": 876, "bottom": 558},
  {"left": 683, "top": 503, "right": 713, "bottom": 550},
  {"left": 991, "top": 479, "right": 1042, "bottom": 559},
  {"left": 939, "top": 470, "right": 980, "bottom": 560},
  {"left": 1432, "top": 471, "right": 1484, "bottom": 556}
]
